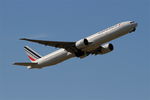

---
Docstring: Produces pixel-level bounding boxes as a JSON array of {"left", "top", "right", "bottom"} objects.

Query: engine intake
[
  {"left": 99, "top": 43, "right": 113, "bottom": 54},
  {"left": 75, "top": 38, "right": 89, "bottom": 49},
  {"left": 93, "top": 43, "right": 114, "bottom": 55}
]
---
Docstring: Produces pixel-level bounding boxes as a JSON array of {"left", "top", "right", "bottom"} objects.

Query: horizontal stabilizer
[{"left": 13, "top": 62, "right": 37, "bottom": 66}]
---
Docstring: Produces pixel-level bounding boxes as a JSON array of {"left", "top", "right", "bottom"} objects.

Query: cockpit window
[{"left": 130, "top": 21, "right": 134, "bottom": 24}]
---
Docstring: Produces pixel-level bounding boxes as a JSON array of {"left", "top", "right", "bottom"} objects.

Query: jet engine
[
  {"left": 93, "top": 43, "right": 114, "bottom": 55},
  {"left": 75, "top": 38, "right": 89, "bottom": 49}
]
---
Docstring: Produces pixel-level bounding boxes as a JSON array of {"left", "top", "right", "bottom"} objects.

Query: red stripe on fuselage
[{"left": 28, "top": 56, "right": 36, "bottom": 61}]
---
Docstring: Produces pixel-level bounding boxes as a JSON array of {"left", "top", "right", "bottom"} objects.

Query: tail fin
[{"left": 24, "top": 46, "right": 42, "bottom": 62}]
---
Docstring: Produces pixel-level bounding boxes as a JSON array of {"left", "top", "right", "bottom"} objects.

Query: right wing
[{"left": 20, "top": 38, "right": 78, "bottom": 53}]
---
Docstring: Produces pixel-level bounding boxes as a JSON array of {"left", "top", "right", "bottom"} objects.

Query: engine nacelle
[
  {"left": 75, "top": 38, "right": 89, "bottom": 49},
  {"left": 98, "top": 43, "right": 114, "bottom": 54}
]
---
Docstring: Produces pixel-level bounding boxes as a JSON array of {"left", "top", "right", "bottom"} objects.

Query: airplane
[{"left": 13, "top": 21, "right": 138, "bottom": 69}]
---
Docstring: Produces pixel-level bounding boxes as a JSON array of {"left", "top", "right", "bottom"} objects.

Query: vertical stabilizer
[{"left": 24, "top": 46, "right": 42, "bottom": 62}]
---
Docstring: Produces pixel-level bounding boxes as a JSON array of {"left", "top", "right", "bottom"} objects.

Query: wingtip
[
  {"left": 20, "top": 38, "right": 27, "bottom": 40},
  {"left": 13, "top": 63, "right": 18, "bottom": 65}
]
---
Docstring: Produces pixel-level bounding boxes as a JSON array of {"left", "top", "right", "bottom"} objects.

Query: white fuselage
[{"left": 33, "top": 21, "right": 137, "bottom": 68}]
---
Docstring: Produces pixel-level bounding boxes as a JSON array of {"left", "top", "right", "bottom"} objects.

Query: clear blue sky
[{"left": 0, "top": 0, "right": 150, "bottom": 100}]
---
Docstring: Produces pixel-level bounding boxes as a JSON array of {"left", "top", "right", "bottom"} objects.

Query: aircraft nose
[
  {"left": 134, "top": 22, "right": 138, "bottom": 27},
  {"left": 129, "top": 21, "right": 138, "bottom": 33},
  {"left": 130, "top": 21, "right": 138, "bottom": 27}
]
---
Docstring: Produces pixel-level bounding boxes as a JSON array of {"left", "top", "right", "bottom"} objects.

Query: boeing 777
[{"left": 14, "top": 21, "right": 138, "bottom": 69}]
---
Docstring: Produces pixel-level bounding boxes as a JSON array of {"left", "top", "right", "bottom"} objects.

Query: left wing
[{"left": 20, "top": 38, "right": 78, "bottom": 53}]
